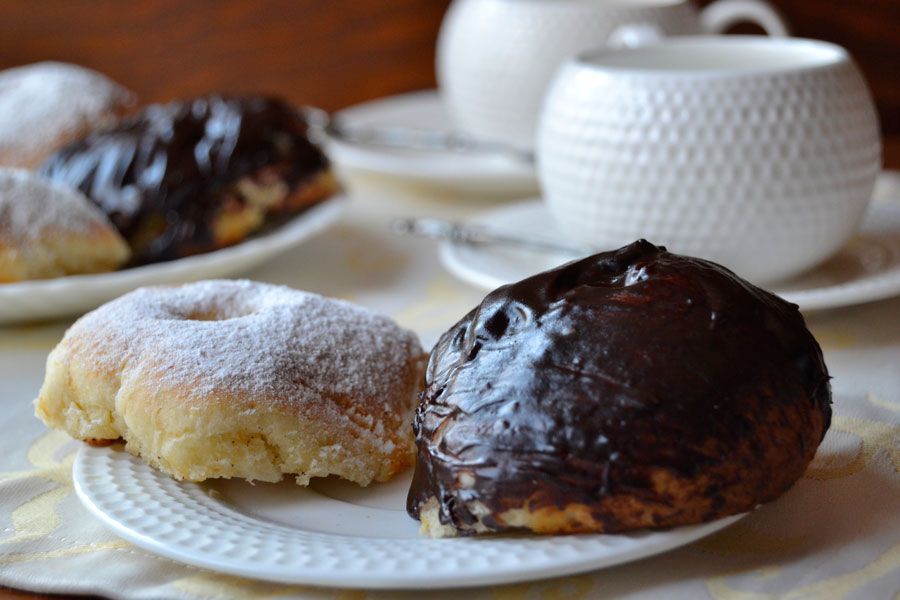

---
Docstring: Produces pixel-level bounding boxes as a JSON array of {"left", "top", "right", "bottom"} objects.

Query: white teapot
[{"left": 437, "top": 0, "right": 789, "bottom": 149}]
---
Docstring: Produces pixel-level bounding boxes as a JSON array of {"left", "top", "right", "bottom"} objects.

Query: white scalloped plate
[
  {"left": 0, "top": 197, "right": 345, "bottom": 325},
  {"left": 440, "top": 179, "right": 900, "bottom": 311},
  {"left": 325, "top": 90, "right": 539, "bottom": 195},
  {"left": 73, "top": 445, "right": 744, "bottom": 589}
]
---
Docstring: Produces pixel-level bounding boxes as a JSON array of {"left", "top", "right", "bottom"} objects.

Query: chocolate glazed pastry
[
  {"left": 408, "top": 240, "right": 831, "bottom": 537},
  {"left": 40, "top": 95, "right": 337, "bottom": 265}
]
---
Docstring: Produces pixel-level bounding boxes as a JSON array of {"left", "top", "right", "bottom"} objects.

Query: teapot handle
[
  {"left": 608, "top": 0, "right": 789, "bottom": 49},
  {"left": 701, "top": 0, "right": 790, "bottom": 37}
]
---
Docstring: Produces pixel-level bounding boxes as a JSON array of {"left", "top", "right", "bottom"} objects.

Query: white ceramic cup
[
  {"left": 537, "top": 36, "right": 882, "bottom": 284},
  {"left": 437, "top": 0, "right": 789, "bottom": 149}
]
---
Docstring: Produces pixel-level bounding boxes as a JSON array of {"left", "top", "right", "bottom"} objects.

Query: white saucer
[
  {"left": 440, "top": 188, "right": 900, "bottom": 312},
  {"left": 73, "top": 445, "right": 743, "bottom": 590},
  {"left": 325, "top": 90, "right": 539, "bottom": 195},
  {"left": 0, "top": 197, "right": 345, "bottom": 324}
]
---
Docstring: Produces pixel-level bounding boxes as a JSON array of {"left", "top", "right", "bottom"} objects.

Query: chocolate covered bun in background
[
  {"left": 408, "top": 240, "right": 832, "bottom": 538},
  {"left": 40, "top": 95, "right": 337, "bottom": 265}
]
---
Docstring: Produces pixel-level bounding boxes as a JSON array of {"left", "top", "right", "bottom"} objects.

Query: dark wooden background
[
  {"left": 0, "top": 0, "right": 898, "bottom": 137},
  {"left": 0, "top": 1, "right": 897, "bottom": 598}
]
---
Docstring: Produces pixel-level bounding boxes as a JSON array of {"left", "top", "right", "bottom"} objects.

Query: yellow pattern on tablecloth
[
  {"left": 491, "top": 574, "right": 595, "bottom": 600},
  {"left": 805, "top": 416, "right": 900, "bottom": 480},
  {"left": 0, "top": 540, "right": 129, "bottom": 566},
  {"left": 706, "top": 542, "right": 900, "bottom": 599},
  {"left": 172, "top": 573, "right": 331, "bottom": 600},
  {"left": 869, "top": 392, "right": 900, "bottom": 413},
  {"left": 1, "top": 431, "right": 74, "bottom": 545}
]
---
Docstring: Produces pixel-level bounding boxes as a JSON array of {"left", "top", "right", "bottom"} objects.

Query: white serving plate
[
  {"left": 73, "top": 445, "right": 744, "bottom": 589},
  {"left": 325, "top": 90, "right": 539, "bottom": 196},
  {"left": 0, "top": 197, "right": 345, "bottom": 325},
  {"left": 439, "top": 181, "right": 900, "bottom": 312}
]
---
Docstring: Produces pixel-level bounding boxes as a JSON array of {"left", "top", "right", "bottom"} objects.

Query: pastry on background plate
[
  {"left": 408, "top": 240, "right": 831, "bottom": 537},
  {"left": 0, "top": 62, "right": 135, "bottom": 168},
  {"left": 40, "top": 95, "right": 339, "bottom": 265},
  {"left": 0, "top": 168, "right": 130, "bottom": 282},
  {"left": 35, "top": 280, "right": 425, "bottom": 486}
]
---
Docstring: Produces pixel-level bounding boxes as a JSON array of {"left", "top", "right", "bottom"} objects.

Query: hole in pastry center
[
  {"left": 184, "top": 308, "right": 254, "bottom": 321},
  {"left": 186, "top": 310, "right": 228, "bottom": 321},
  {"left": 176, "top": 297, "right": 262, "bottom": 321},
  {"left": 185, "top": 311, "right": 253, "bottom": 321}
]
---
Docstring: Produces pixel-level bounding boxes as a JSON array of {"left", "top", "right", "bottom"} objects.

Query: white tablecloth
[{"left": 0, "top": 171, "right": 898, "bottom": 599}]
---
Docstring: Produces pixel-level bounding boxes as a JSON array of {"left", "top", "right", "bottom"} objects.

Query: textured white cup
[
  {"left": 437, "top": 0, "right": 788, "bottom": 149},
  {"left": 537, "top": 36, "right": 882, "bottom": 284}
]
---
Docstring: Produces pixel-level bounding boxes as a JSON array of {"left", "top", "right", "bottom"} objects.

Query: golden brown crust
[
  {"left": 417, "top": 404, "right": 825, "bottom": 537},
  {"left": 209, "top": 170, "right": 340, "bottom": 250},
  {"left": 0, "top": 169, "right": 131, "bottom": 282},
  {"left": 0, "top": 223, "right": 131, "bottom": 282},
  {"left": 84, "top": 438, "right": 121, "bottom": 448}
]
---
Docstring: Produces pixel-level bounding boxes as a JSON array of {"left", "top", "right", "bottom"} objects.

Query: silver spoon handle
[
  {"left": 390, "top": 217, "right": 584, "bottom": 256},
  {"left": 302, "top": 106, "right": 534, "bottom": 163}
]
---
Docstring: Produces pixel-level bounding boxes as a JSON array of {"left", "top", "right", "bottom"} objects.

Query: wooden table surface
[{"left": 0, "top": 0, "right": 897, "bottom": 597}]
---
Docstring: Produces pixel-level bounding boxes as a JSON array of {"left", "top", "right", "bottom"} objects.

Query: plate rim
[
  {"left": 439, "top": 197, "right": 900, "bottom": 312},
  {"left": 324, "top": 90, "right": 538, "bottom": 189},
  {"left": 0, "top": 196, "right": 347, "bottom": 323},
  {"left": 0, "top": 196, "right": 346, "bottom": 296},
  {"left": 73, "top": 444, "right": 746, "bottom": 590}
]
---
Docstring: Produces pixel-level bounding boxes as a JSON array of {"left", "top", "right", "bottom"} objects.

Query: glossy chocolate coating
[
  {"left": 408, "top": 240, "right": 831, "bottom": 532},
  {"left": 40, "top": 95, "right": 328, "bottom": 264}
]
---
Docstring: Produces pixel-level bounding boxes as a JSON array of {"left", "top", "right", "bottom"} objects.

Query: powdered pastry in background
[
  {"left": 0, "top": 62, "right": 135, "bottom": 168},
  {"left": 0, "top": 168, "right": 130, "bottom": 282}
]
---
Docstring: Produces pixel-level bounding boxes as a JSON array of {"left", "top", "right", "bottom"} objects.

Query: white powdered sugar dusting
[
  {"left": 67, "top": 280, "right": 424, "bottom": 414},
  {"left": 0, "top": 61, "right": 134, "bottom": 164},
  {"left": 0, "top": 168, "right": 118, "bottom": 243}
]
